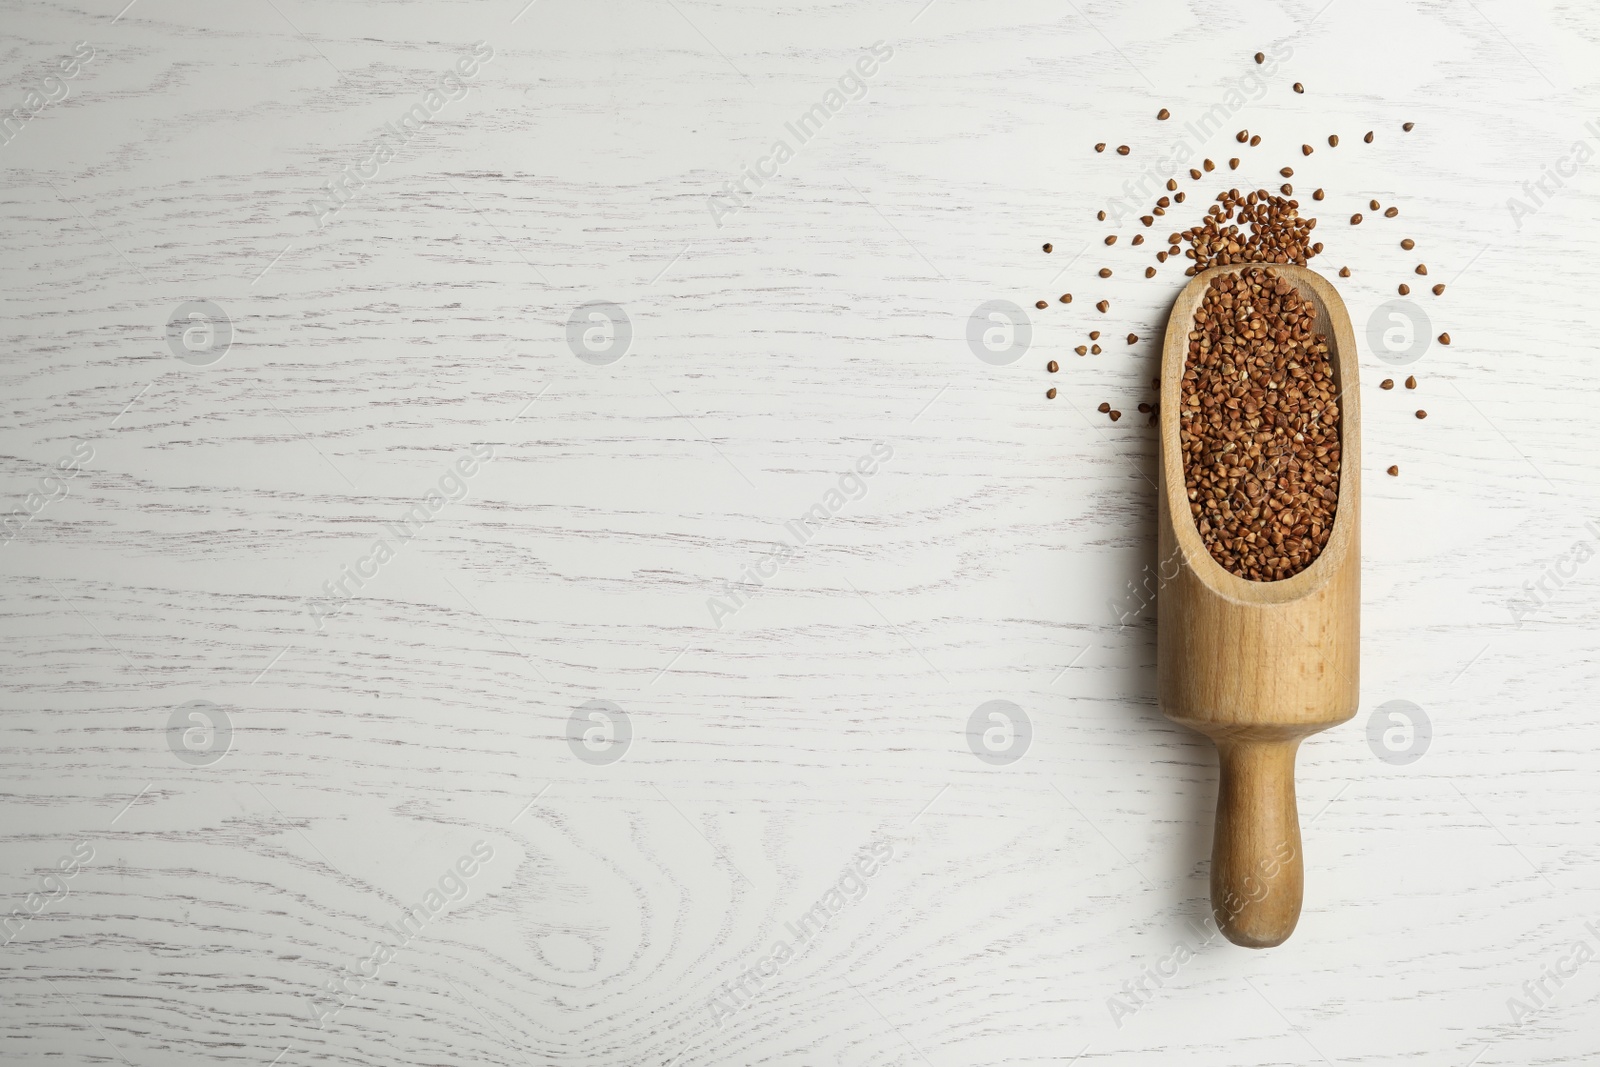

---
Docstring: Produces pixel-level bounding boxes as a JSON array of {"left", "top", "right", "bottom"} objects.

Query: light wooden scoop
[{"left": 1157, "top": 264, "right": 1360, "bottom": 948}]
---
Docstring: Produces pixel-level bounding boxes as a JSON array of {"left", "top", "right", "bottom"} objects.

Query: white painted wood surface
[{"left": 2, "top": 0, "right": 1598, "bottom": 1063}]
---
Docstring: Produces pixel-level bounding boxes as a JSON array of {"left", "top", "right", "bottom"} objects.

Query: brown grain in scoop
[{"left": 1180, "top": 266, "right": 1340, "bottom": 581}]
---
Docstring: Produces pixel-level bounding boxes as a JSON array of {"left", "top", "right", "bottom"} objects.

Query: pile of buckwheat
[
  {"left": 1180, "top": 267, "right": 1339, "bottom": 580},
  {"left": 1180, "top": 188, "right": 1318, "bottom": 271}
]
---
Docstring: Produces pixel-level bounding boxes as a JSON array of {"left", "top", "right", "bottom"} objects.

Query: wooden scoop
[{"left": 1157, "top": 264, "right": 1360, "bottom": 948}]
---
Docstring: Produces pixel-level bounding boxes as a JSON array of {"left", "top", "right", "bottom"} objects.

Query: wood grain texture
[{"left": 1, "top": 0, "right": 1599, "bottom": 1064}]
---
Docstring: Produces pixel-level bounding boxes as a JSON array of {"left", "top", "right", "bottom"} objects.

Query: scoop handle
[{"left": 1210, "top": 738, "right": 1305, "bottom": 947}]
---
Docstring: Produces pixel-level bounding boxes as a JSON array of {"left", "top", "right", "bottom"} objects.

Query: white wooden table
[{"left": 2, "top": 0, "right": 1597, "bottom": 1063}]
